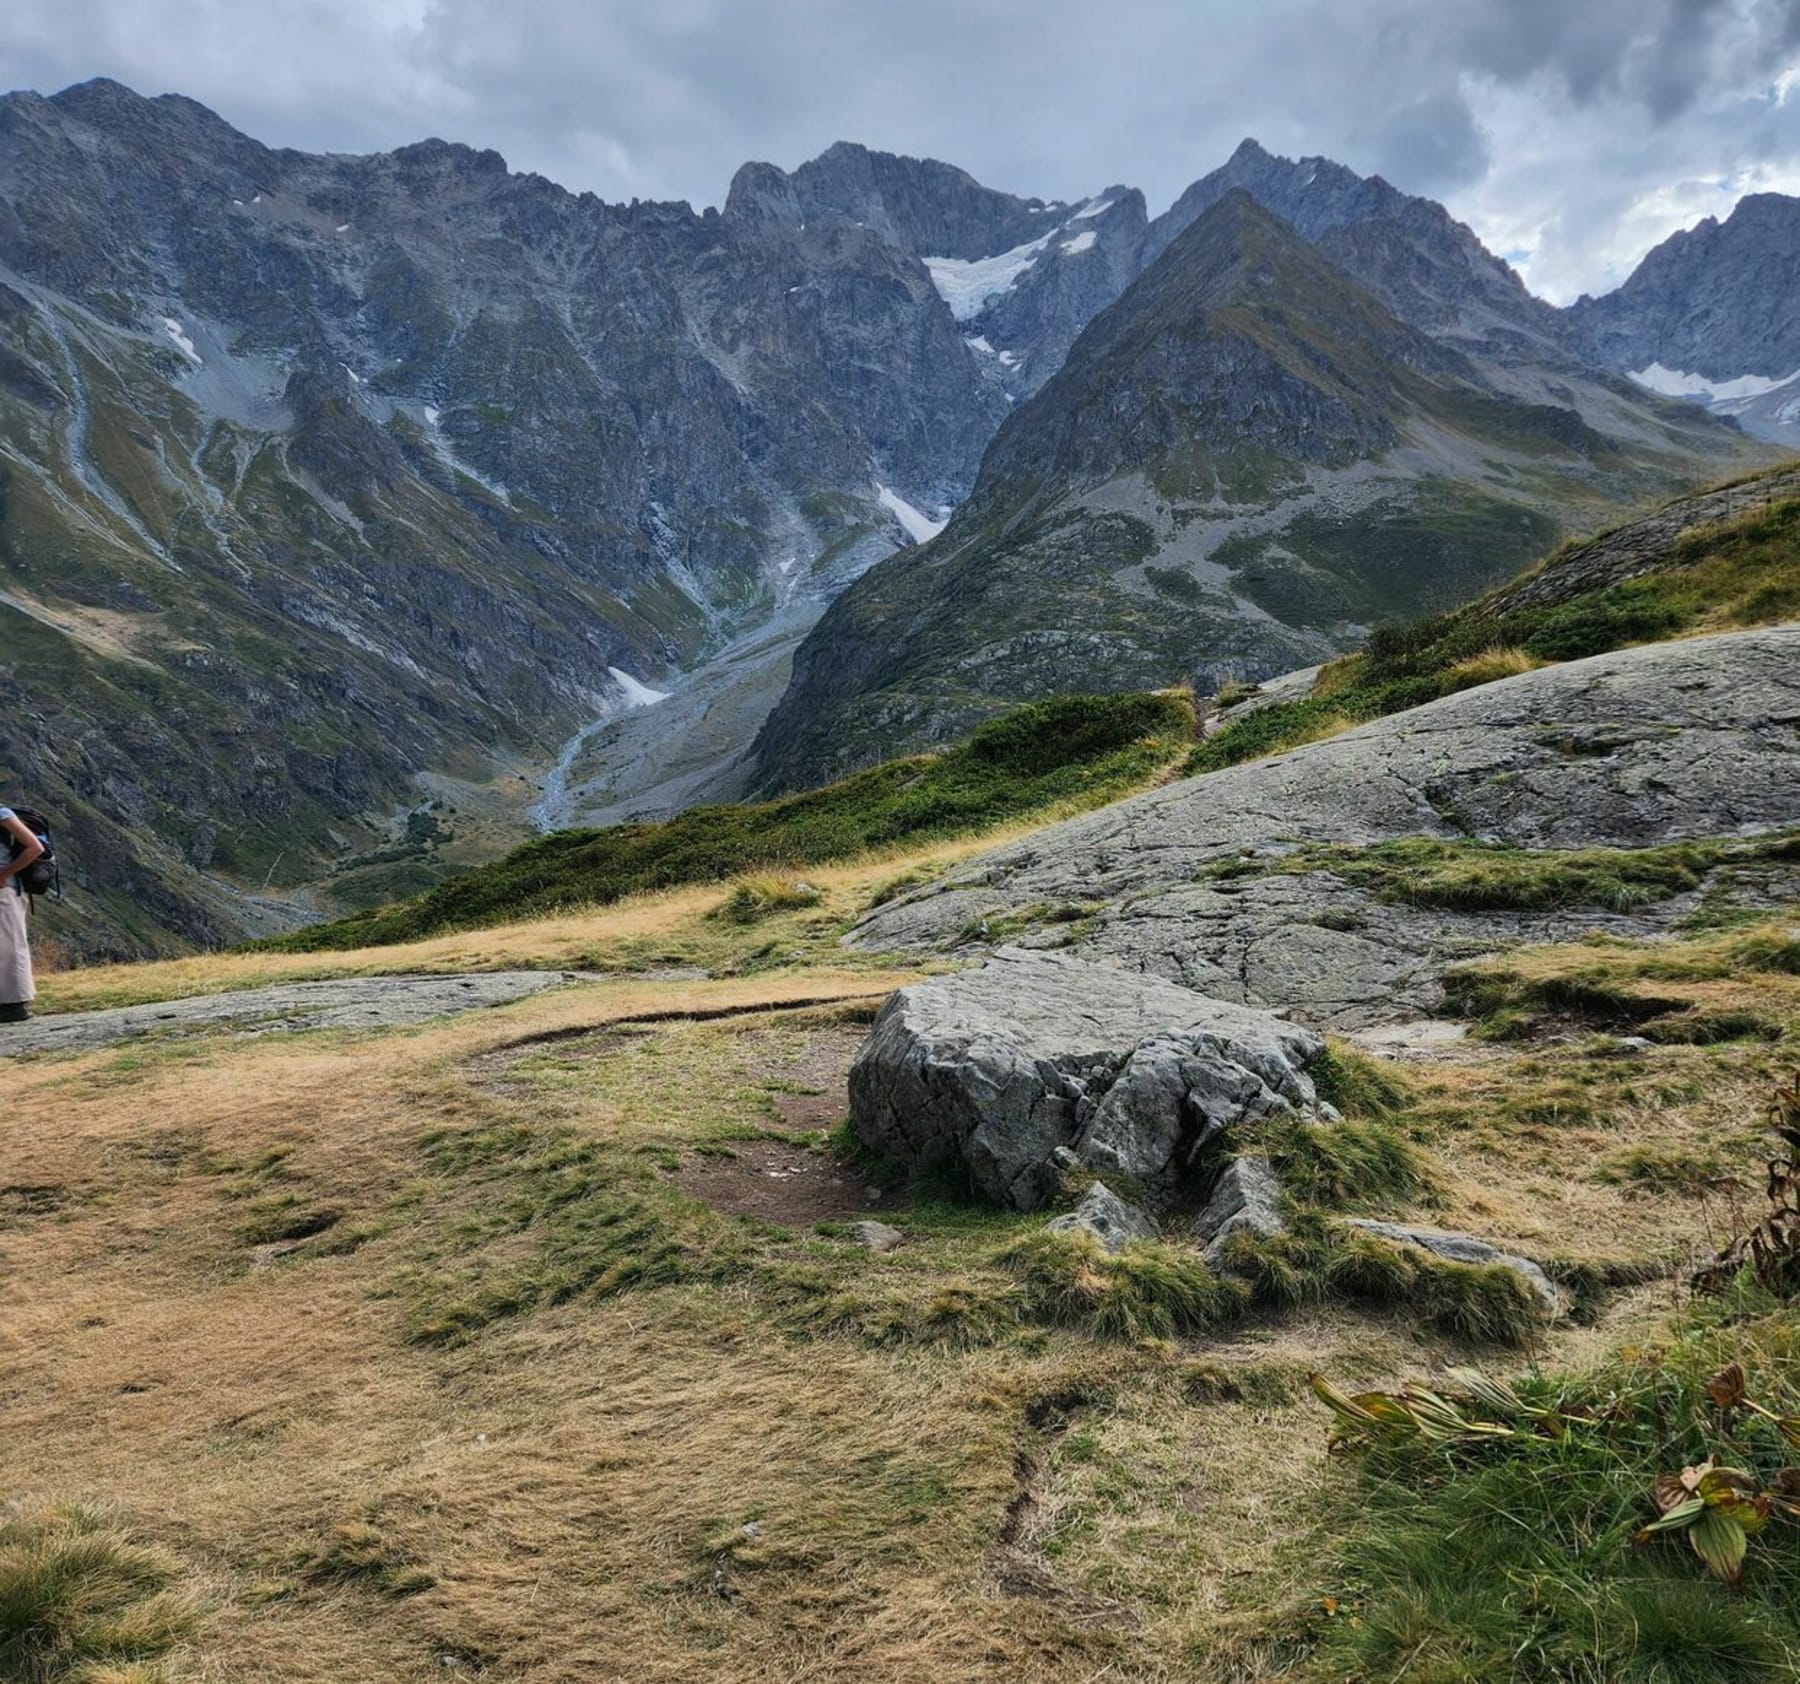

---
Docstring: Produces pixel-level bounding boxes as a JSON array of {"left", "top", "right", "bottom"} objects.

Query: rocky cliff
[{"left": 752, "top": 190, "right": 1769, "bottom": 791}]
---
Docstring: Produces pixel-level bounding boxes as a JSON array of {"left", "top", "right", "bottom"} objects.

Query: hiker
[{"left": 0, "top": 803, "right": 43, "bottom": 1023}]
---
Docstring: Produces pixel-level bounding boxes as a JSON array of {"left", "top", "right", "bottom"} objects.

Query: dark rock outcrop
[{"left": 847, "top": 948, "right": 1324, "bottom": 1210}]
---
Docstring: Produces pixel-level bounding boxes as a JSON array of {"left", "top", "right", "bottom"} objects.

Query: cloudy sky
[{"left": 6, "top": 0, "right": 1799, "bottom": 301}]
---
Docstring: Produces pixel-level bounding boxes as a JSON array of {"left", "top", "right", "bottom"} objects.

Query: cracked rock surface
[
  {"left": 847, "top": 948, "right": 1323, "bottom": 1210},
  {"left": 0, "top": 971, "right": 577, "bottom": 1057},
  {"left": 848, "top": 628, "right": 1800, "bottom": 1026}
]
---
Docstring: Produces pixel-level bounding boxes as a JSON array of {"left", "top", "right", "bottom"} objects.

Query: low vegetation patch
[
  {"left": 1221, "top": 1217, "right": 1547, "bottom": 1346},
  {"left": 1305, "top": 1313, "right": 1800, "bottom": 1681},
  {"left": 267, "top": 690, "right": 1194, "bottom": 951},
  {"left": 1443, "top": 912, "right": 1800, "bottom": 1043},
  {"left": 1192, "top": 480, "right": 1800, "bottom": 774},
  {"left": 1208, "top": 833, "right": 1795, "bottom": 915},
  {"left": 0, "top": 1503, "right": 203, "bottom": 1682}
]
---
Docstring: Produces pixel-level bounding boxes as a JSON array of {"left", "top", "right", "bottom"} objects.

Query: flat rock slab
[
  {"left": 0, "top": 971, "right": 578, "bottom": 1057},
  {"left": 848, "top": 948, "right": 1323, "bottom": 1210},
  {"left": 849, "top": 629, "right": 1800, "bottom": 1027}
]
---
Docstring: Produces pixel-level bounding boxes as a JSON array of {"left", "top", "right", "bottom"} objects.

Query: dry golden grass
[
  {"left": 30, "top": 819, "right": 1058, "bottom": 1016},
  {"left": 7, "top": 887, "right": 1794, "bottom": 1680}
]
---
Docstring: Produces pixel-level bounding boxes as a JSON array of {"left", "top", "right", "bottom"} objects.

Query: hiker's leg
[{"left": 0, "top": 889, "right": 35, "bottom": 1012}]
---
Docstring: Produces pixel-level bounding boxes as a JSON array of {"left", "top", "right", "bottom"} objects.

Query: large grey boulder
[
  {"left": 847, "top": 949, "right": 1323, "bottom": 1210},
  {"left": 1346, "top": 1220, "right": 1562, "bottom": 1316},
  {"left": 1046, "top": 1184, "right": 1158, "bottom": 1252},
  {"left": 849, "top": 629, "right": 1800, "bottom": 1027}
]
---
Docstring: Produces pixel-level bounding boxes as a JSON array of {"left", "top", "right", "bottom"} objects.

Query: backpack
[{"left": 6, "top": 806, "right": 60, "bottom": 899}]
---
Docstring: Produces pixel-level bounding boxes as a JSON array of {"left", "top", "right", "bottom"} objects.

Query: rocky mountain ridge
[
  {"left": 0, "top": 79, "right": 1791, "bottom": 952},
  {"left": 752, "top": 185, "right": 1772, "bottom": 790}
]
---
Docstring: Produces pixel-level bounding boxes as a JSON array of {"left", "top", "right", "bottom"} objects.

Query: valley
[{"left": 2, "top": 84, "right": 1795, "bottom": 958}]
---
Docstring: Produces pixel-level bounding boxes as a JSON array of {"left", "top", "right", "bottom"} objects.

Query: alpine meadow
[{"left": 5, "top": 6, "right": 1800, "bottom": 1681}]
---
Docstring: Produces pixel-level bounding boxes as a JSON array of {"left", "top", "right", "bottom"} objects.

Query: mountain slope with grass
[
  {"left": 263, "top": 689, "right": 1196, "bottom": 953},
  {"left": 1190, "top": 461, "right": 1800, "bottom": 773},
  {"left": 754, "top": 194, "right": 1772, "bottom": 791},
  {"left": 6, "top": 761, "right": 1798, "bottom": 1680}
]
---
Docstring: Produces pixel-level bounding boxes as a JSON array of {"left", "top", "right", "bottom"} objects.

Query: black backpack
[{"left": 7, "top": 806, "right": 60, "bottom": 899}]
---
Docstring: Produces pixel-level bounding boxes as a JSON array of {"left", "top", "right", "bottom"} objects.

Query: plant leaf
[
  {"left": 1705, "top": 1361, "right": 1748, "bottom": 1408},
  {"left": 1442, "top": 1366, "right": 1526, "bottom": 1417},
  {"left": 1638, "top": 1496, "right": 1706, "bottom": 1536},
  {"left": 1689, "top": 1506, "right": 1748, "bottom": 1585}
]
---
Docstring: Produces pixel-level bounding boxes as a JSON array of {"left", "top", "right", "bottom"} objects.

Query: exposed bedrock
[
  {"left": 848, "top": 627, "right": 1800, "bottom": 1027},
  {"left": 846, "top": 948, "right": 1323, "bottom": 1210}
]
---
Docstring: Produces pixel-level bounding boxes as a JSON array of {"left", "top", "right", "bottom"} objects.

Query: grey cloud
[
  {"left": 1, "top": 0, "right": 1797, "bottom": 298},
  {"left": 1362, "top": 93, "right": 1490, "bottom": 195}
]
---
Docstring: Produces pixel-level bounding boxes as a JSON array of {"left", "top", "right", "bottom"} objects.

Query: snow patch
[
  {"left": 159, "top": 317, "right": 201, "bottom": 366},
  {"left": 997, "top": 350, "right": 1021, "bottom": 369},
  {"left": 876, "top": 483, "right": 948, "bottom": 544},
  {"left": 608, "top": 667, "right": 671, "bottom": 708},
  {"left": 423, "top": 404, "right": 440, "bottom": 425},
  {"left": 335, "top": 223, "right": 350, "bottom": 233},
  {"left": 342, "top": 364, "right": 364, "bottom": 385},
  {"left": 1071, "top": 197, "right": 1115, "bottom": 220},
  {"left": 1628, "top": 363, "right": 1800, "bottom": 404},
  {"left": 964, "top": 335, "right": 996, "bottom": 354},
  {"left": 1060, "top": 230, "right": 1097, "bottom": 255},
  {"left": 923, "top": 231, "right": 1054, "bottom": 321}
]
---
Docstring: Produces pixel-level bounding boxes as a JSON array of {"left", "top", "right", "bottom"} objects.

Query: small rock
[
  {"left": 1611, "top": 1036, "right": 1653, "bottom": 1055},
  {"left": 1049, "top": 1145, "right": 1081, "bottom": 1172},
  {"left": 849, "top": 1219, "right": 904, "bottom": 1254},
  {"left": 1194, "top": 1156, "right": 1286, "bottom": 1270},
  {"left": 1045, "top": 1183, "right": 1157, "bottom": 1252},
  {"left": 1345, "top": 1219, "right": 1562, "bottom": 1316}
]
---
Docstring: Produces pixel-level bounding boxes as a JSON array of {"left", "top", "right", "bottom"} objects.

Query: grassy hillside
[
  {"left": 1192, "top": 466, "right": 1800, "bottom": 772},
  {"left": 9, "top": 848, "right": 1798, "bottom": 1680},
  {"left": 266, "top": 690, "right": 1196, "bottom": 953}
]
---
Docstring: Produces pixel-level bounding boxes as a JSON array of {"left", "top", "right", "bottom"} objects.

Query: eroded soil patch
[{"left": 675, "top": 1138, "right": 905, "bottom": 1224}]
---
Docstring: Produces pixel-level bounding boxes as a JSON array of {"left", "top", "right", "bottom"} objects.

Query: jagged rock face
[
  {"left": 753, "top": 193, "right": 1766, "bottom": 792},
  {"left": 847, "top": 948, "right": 1324, "bottom": 1211},
  {"left": 1572, "top": 194, "right": 1800, "bottom": 382},
  {"left": 0, "top": 82, "right": 1044, "bottom": 953},
  {"left": 727, "top": 142, "right": 1152, "bottom": 401},
  {"left": 846, "top": 628, "right": 1800, "bottom": 1028},
  {"left": 1151, "top": 139, "right": 1571, "bottom": 367}
]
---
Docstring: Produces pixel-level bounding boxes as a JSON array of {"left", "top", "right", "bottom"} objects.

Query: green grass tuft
[
  {"left": 997, "top": 1230, "right": 1248, "bottom": 1341},
  {"left": 0, "top": 1504, "right": 203, "bottom": 1682}
]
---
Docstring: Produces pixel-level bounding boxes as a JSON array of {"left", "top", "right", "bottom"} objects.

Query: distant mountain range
[
  {"left": 0, "top": 81, "right": 1789, "bottom": 951},
  {"left": 753, "top": 151, "right": 1783, "bottom": 789}
]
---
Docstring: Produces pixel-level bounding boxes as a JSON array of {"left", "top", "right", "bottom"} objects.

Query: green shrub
[{"left": 708, "top": 875, "right": 824, "bottom": 924}]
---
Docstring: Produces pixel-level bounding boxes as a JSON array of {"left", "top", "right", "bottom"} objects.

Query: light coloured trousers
[{"left": 0, "top": 887, "right": 33, "bottom": 1003}]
